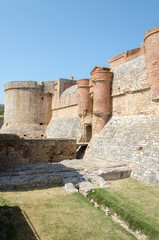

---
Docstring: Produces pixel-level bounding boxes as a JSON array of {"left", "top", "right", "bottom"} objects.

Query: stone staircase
[{"left": 0, "top": 159, "right": 131, "bottom": 190}]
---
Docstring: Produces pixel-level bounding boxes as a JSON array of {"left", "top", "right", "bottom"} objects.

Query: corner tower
[
  {"left": 1, "top": 81, "right": 53, "bottom": 138},
  {"left": 144, "top": 26, "right": 159, "bottom": 101}
]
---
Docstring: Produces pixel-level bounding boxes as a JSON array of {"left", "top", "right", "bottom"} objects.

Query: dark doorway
[{"left": 85, "top": 125, "right": 92, "bottom": 142}]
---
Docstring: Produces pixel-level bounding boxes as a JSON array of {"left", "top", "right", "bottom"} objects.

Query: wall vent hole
[{"left": 138, "top": 146, "right": 143, "bottom": 151}]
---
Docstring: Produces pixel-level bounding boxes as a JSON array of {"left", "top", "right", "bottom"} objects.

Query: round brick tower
[
  {"left": 1, "top": 81, "right": 51, "bottom": 138},
  {"left": 91, "top": 66, "right": 113, "bottom": 134},
  {"left": 144, "top": 26, "right": 159, "bottom": 101},
  {"left": 77, "top": 79, "right": 91, "bottom": 117}
]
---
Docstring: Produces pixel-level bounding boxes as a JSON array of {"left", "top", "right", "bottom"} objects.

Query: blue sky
[{"left": 0, "top": 0, "right": 159, "bottom": 103}]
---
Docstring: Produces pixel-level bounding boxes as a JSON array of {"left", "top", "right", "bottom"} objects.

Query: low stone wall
[
  {"left": 85, "top": 115, "right": 159, "bottom": 186},
  {"left": 0, "top": 135, "right": 76, "bottom": 166}
]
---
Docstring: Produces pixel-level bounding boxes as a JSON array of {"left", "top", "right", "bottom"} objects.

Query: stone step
[
  {"left": 0, "top": 160, "right": 132, "bottom": 190},
  {"left": 0, "top": 163, "right": 77, "bottom": 177},
  {"left": 0, "top": 170, "right": 85, "bottom": 190}
]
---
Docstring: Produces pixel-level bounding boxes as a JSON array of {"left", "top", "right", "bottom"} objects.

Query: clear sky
[{"left": 0, "top": 0, "right": 159, "bottom": 103}]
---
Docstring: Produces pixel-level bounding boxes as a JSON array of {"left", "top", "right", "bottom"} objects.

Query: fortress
[{"left": 0, "top": 26, "right": 159, "bottom": 186}]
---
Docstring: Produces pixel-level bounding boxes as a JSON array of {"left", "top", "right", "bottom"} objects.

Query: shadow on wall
[{"left": 0, "top": 206, "right": 40, "bottom": 240}]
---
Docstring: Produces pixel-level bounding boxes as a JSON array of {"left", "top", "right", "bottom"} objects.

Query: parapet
[
  {"left": 5, "top": 81, "right": 43, "bottom": 91},
  {"left": 144, "top": 26, "right": 159, "bottom": 41},
  {"left": 39, "top": 81, "right": 55, "bottom": 94},
  {"left": 109, "top": 45, "right": 145, "bottom": 68}
]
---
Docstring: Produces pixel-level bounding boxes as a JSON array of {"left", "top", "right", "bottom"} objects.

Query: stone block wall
[
  {"left": 45, "top": 84, "right": 79, "bottom": 139},
  {"left": 85, "top": 116, "right": 159, "bottom": 186},
  {"left": 110, "top": 54, "right": 159, "bottom": 116},
  {"left": 0, "top": 135, "right": 76, "bottom": 166},
  {"left": 45, "top": 116, "right": 80, "bottom": 139},
  {"left": 111, "top": 55, "right": 147, "bottom": 96}
]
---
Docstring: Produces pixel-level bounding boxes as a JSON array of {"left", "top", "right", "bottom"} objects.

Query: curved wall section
[
  {"left": 144, "top": 26, "right": 159, "bottom": 100},
  {"left": 1, "top": 81, "right": 51, "bottom": 138}
]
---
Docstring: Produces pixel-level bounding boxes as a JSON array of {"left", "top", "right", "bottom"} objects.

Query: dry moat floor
[{"left": 0, "top": 178, "right": 159, "bottom": 240}]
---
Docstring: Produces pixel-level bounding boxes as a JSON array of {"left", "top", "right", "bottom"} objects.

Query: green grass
[
  {"left": 0, "top": 195, "right": 9, "bottom": 206},
  {"left": 88, "top": 178, "right": 159, "bottom": 240},
  {"left": 0, "top": 187, "right": 136, "bottom": 240}
]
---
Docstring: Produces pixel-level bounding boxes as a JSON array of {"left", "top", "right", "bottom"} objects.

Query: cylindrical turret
[
  {"left": 1, "top": 81, "right": 52, "bottom": 138},
  {"left": 91, "top": 66, "right": 113, "bottom": 134},
  {"left": 144, "top": 26, "right": 159, "bottom": 100},
  {"left": 77, "top": 79, "right": 91, "bottom": 117}
]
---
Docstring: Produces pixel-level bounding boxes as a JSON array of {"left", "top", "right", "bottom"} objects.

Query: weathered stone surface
[
  {"left": 85, "top": 115, "right": 159, "bottom": 186},
  {"left": 0, "top": 162, "right": 85, "bottom": 190},
  {"left": 98, "top": 167, "right": 132, "bottom": 181},
  {"left": 78, "top": 181, "right": 93, "bottom": 195},
  {"left": 85, "top": 175, "right": 108, "bottom": 188},
  {"left": 45, "top": 116, "right": 80, "bottom": 139},
  {"left": 0, "top": 137, "right": 76, "bottom": 166},
  {"left": 111, "top": 55, "right": 147, "bottom": 97},
  {"left": 64, "top": 183, "right": 78, "bottom": 193},
  {"left": 0, "top": 159, "right": 130, "bottom": 190}
]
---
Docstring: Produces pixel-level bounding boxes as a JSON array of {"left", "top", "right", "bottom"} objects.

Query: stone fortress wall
[
  {"left": 45, "top": 78, "right": 80, "bottom": 139},
  {"left": 0, "top": 26, "right": 159, "bottom": 185},
  {"left": 1, "top": 78, "right": 79, "bottom": 139},
  {"left": 85, "top": 26, "right": 159, "bottom": 186}
]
